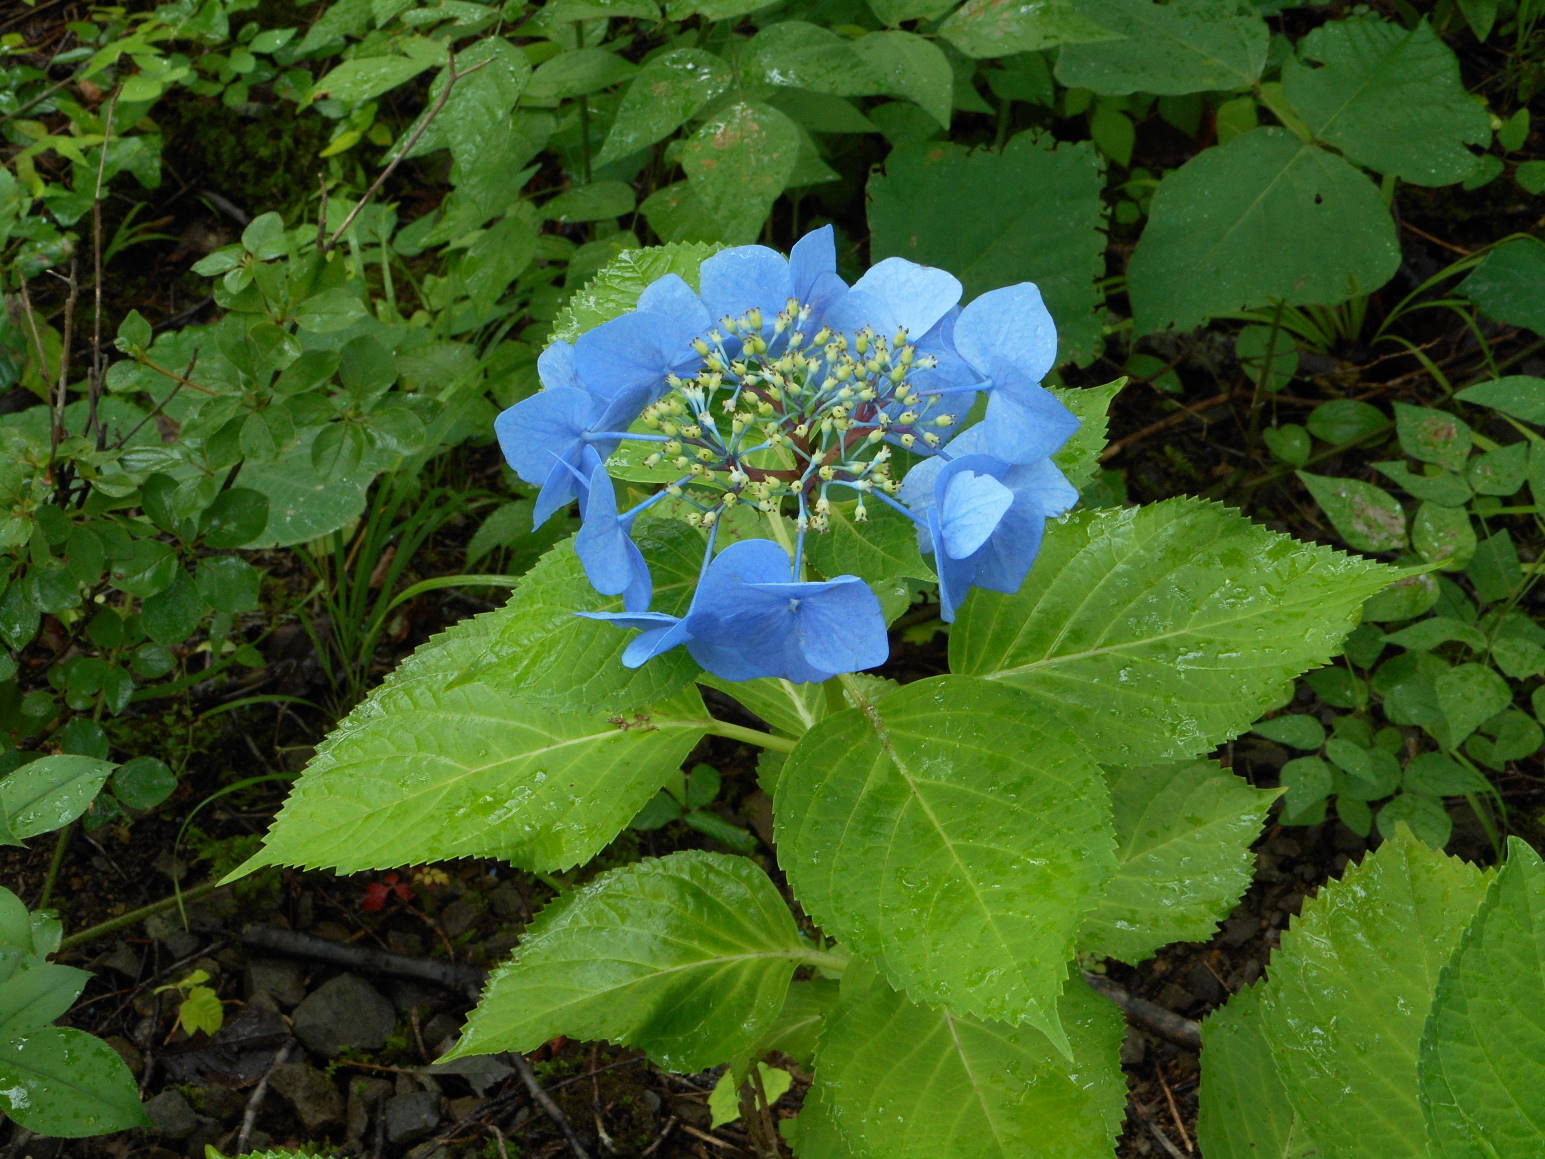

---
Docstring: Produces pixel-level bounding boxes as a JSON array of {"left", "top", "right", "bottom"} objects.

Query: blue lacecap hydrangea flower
[{"left": 493, "top": 227, "right": 1080, "bottom": 684}]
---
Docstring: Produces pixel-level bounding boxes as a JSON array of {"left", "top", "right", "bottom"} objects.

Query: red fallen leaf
[{"left": 362, "top": 872, "right": 413, "bottom": 912}]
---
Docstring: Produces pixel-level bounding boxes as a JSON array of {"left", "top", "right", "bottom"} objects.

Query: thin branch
[
  {"left": 235, "top": 1039, "right": 294, "bottom": 1154},
  {"left": 322, "top": 53, "right": 490, "bottom": 253},
  {"left": 1081, "top": 971, "right": 1202, "bottom": 1051},
  {"left": 511, "top": 1050, "right": 593, "bottom": 1159},
  {"left": 46, "top": 259, "right": 80, "bottom": 487}
]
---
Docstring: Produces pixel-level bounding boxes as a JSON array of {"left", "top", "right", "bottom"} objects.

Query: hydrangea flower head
[{"left": 494, "top": 228, "right": 1083, "bottom": 682}]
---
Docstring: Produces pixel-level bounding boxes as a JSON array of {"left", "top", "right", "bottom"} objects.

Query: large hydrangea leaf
[
  {"left": 1420, "top": 839, "right": 1545, "bottom": 1157},
  {"left": 1283, "top": 17, "right": 1490, "bottom": 187},
  {"left": 1055, "top": 0, "right": 1268, "bottom": 95},
  {"left": 1077, "top": 761, "right": 1277, "bottom": 965},
  {"left": 1196, "top": 982, "right": 1315, "bottom": 1159},
  {"left": 795, "top": 960, "right": 1125, "bottom": 1159},
  {"left": 1128, "top": 128, "right": 1399, "bottom": 334},
  {"left": 232, "top": 532, "right": 711, "bottom": 877},
  {"left": 445, "top": 852, "right": 810, "bottom": 1072},
  {"left": 774, "top": 675, "right": 1115, "bottom": 1051},
  {"left": 951, "top": 498, "right": 1397, "bottom": 766},
  {"left": 868, "top": 131, "right": 1106, "bottom": 363},
  {"left": 1257, "top": 828, "right": 1490, "bottom": 1158},
  {"left": 550, "top": 241, "right": 721, "bottom": 344}
]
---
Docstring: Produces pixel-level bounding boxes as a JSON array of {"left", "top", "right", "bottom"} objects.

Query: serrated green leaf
[
  {"left": 1283, "top": 17, "right": 1490, "bottom": 186},
  {"left": 1078, "top": 761, "right": 1275, "bottom": 965},
  {"left": 1420, "top": 839, "right": 1545, "bottom": 1158},
  {"left": 445, "top": 852, "right": 807, "bottom": 1070},
  {"left": 938, "top": 0, "right": 1116, "bottom": 58},
  {"left": 0, "top": 755, "right": 115, "bottom": 840},
  {"left": 951, "top": 499, "right": 1396, "bottom": 765},
  {"left": 243, "top": 680, "right": 706, "bottom": 875},
  {"left": 596, "top": 48, "right": 731, "bottom": 166},
  {"left": 1459, "top": 238, "right": 1545, "bottom": 336},
  {"left": 0, "top": 1026, "right": 149, "bottom": 1136},
  {"left": 1297, "top": 471, "right": 1407, "bottom": 553},
  {"left": 1129, "top": 129, "right": 1399, "bottom": 334},
  {"left": 808, "top": 960, "right": 1125, "bottom": 1158},
  {"left": 551, "top": 242, "right": 721, "bottom": 345},
  {"left": 1197, "top": 982, "right": 1317, "bottom": 1159},
  {"left": 680, "top": 102, "right": 800, "bottom": 244},
  {"left": 1257, "top": 828, "right": 1491, "bottom": 1158},
  {"left": 775, "top": 676, "right": 1114, "bottom": 1047},
  {"left": 1049, "top": 380, "right": 1122, "bottom": 490},
  {"left": 868, "top": 131, "right": 1106, "bottom": 362},
  {"left": 461, "top": 524, "right": 703, "bottom": 709},
  {"left": 1252, "top": 713, "right": 1326, "bottom": 750},
  {"left": 310, "top": 37, "right": 445, "bottom": 103},
  {"left": 1055, "top": 0, "right": 1268, "bottom": 95}
]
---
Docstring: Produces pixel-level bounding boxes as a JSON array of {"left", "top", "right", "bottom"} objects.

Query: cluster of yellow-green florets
[{"left": 634, "top": 297, "right": 957, "bottom": 533}]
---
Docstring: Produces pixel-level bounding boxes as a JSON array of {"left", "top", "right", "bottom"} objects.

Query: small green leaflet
[
  {"left": 0, "top": 1026, "right": 149, "bottom": 1137},
  {"left": 1458, "top": 237, "right": 1545, "bottom": 336},
  {"left": 0, "top": 755, "right": 115, "bottom": 841},
  {"left": 803, "top": 960, "right": 1126, "bottom": 1158},
  {"left": 680, "top": 103, "right": 801, "bottom": 244},
  {"left": 951, "top": 498, "right": 1397, "bottom": 765},
  {"left": 444, "top": 852, "right": 811, "bottom": 1071},
  {"left": 775, "top": 675, "right": 1115, "bottom": 1051},
  {"left": 1055, "top": 0, "right": 1268, "bottom": 95},
  {"left": 1296, "top": 470, "right": 1407, "bottom": 554},
  {"left": 1420, "top": 840, "right": 1545, "bottom": 1158},
  {"left": 1077, "top": 761, "right": 1276, "bottom": 966},
  {"left": 938, "top": 0, "right": 1116, "bottom": 59},
  {"left": 596, "top": 48, "right": 731, "bottom": 167}
]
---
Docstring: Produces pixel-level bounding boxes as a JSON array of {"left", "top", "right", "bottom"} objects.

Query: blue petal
[
  {"left": 847, "top": 257, "right": 962, "bottom": 339},
  {"left": 574, "top": 311, "right": 697, "bottom": 402},
  {"left": 954, "top": 282, "right": 1058, "bottom": 386},
  {"left": 537, "top": 341, "right": 580, "bottom": 390},
  {"left": 577, "top": 610, "right": 692, "bottom": 668},
  {"left": 926, "top": 506, "right": 974, "bottom": 623},
  {"left": 692, "top": 539, "right": 794, "bottom": 615},
  {"left": 697, "top": 246, "right": 793, "bottom": 324},
  {"left": 533, "top": 457, "right": 582, "bottom": 527},
  {"left": 787, "top": 578, "right": 888, "bottom": 676},
  {"left": 494, "top": 387, "right": 599, "bottom": 486},
  {"left": 938, "top": 468, "right": 1014, "bottom": 559},
  {"left": 638, "top": 274, "right": 713, "bottom": 334},
  {"left": 978, "top": 390, "right": 1081, "bottom": 464},
  {"left": 789, "top": 227, "right": 848, "bottom": 316},
  {"left": 576, "top": 464, "right": 652, "bottom": 611}
]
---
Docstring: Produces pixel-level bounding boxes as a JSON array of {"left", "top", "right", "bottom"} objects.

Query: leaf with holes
[
  {"left": 1129, "top": 129, "right": 1399, "bottom": 333},
  {"left": 1283, "top": 16, "right": 1490, "bottom": 186}
]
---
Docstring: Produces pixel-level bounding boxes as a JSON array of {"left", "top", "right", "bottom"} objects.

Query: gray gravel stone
[
  {"left": 385, "top": 1090, "right": 445, "bottom": 1146},
  {"left": 246, "top": 957, "right": 307, "bottom": 1007},
  {"left": 292, "top": 973, "right": 397, "bottom": 1055},
  {"left": 143, "top": 1090, "right": 200, "bottom": 1141},
  {"left": 270, "top": 1061, "right": 344, "bottom": 1133}
]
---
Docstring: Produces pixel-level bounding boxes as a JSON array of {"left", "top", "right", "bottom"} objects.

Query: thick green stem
[
  {"left": 702, "top": 718, "right": 797, "bottom": 754},
  {"left": 57, "top": 876, "right": 243, "bottom": 953}
]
